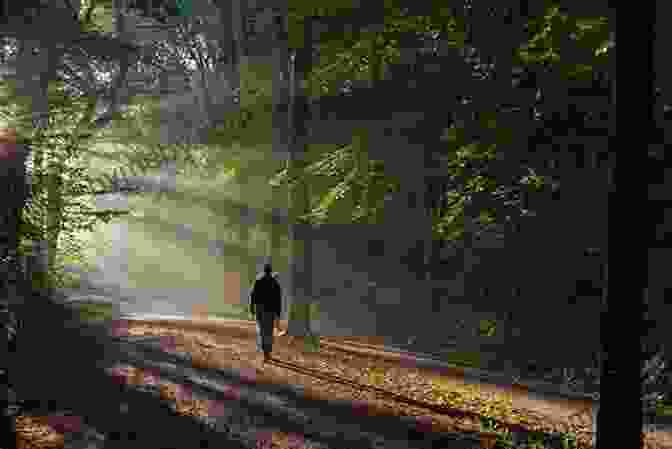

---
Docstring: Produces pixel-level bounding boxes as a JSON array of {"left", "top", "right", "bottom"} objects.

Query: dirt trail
[
  {"left": 118, "top": 315, "right": 672, "bottom": 449},
  {"left": 122, "top": 318, "right": 596, "bottom": 436}
]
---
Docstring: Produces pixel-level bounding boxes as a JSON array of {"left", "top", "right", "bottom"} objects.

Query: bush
[{"left": 478, "top": 319, "right": 498, "bottom": 338}]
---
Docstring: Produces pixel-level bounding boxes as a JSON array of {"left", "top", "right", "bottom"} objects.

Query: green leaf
[{"left": 174, "top": 0, "right": 193, "bottom": 16}]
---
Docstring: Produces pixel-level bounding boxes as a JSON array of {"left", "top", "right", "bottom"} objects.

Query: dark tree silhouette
[{"left": 0, "top": 127, "right": 30, "bottom": 449}]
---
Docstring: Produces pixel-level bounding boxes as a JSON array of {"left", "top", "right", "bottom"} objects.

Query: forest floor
[{"left": 13, "top": 314, "right": 672, "bottom": 449}]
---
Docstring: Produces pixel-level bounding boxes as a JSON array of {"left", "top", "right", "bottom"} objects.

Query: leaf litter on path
[
  {"left": 117, "top": 321, "right": 596, "bottom": 448},
  {"left": 113, "top": 320, "right": 672, "bottom": 449},
  {"left": 14, "top": 319, "right": 672, "bottom": 449}
]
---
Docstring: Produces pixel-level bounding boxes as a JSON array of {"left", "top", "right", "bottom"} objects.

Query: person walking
[{"left": 249, "top": 263, "right": 282, "bottom": 362}]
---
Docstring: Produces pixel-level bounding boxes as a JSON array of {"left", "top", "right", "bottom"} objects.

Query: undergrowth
[{"left": 428, "top": 378, "right": 590, "bottom": 449}]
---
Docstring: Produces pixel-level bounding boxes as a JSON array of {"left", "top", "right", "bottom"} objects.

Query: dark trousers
[{"left": 255, "top": 303, "right": 276, "bottom": 354}]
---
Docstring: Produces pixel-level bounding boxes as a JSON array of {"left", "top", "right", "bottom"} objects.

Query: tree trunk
[
  {"left": 0, "top": 131, "right": 28, "bottom": 449},
  {"left": 0, "top": 131, "right": 30, "bottom": 299},
  {"left": 267, "top": 6, "right": 290, "bottom": 317},
  {"left": 14, "top": 30, "right": 63, "bottom": 294},
  {"left": 107, "top": 0, "right": 131, "bottom": 125},
  {"left": 226, "top": 0, "right": 244, "bottom": 67},
  {"left": 285, "top": 16, "right": 314, "bottom": 339},
  {"left": 596, "top": 29, "right": 643, "bottom": 448},
  {"left": 201, "top": 0, "right": 242, "bottom": 143},
  {"left": 355, "top": 26, "right": 383, "bottom": 224}
]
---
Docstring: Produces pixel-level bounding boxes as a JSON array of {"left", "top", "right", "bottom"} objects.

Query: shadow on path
[
  {"left": 10, "top": 293, "right": 251, "bottom": 449},
  {"left": 108, "top": 325, "right": 588, "bottom": 449},
  {"left": 110, "top": 335, "right": 487, "bottom": 449},
  {"left": 8, "top": 291, "right": 490, "bottom": 449},
  {"left": 10, "top": 291, "right": 593, "bottom": 449}
]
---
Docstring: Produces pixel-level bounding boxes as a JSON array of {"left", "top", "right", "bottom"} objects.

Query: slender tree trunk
[
  {"left": 228, "top": 0, "right": 244, "bottom": 67},
  {"left": 356, "top": 27, "right": 383, "bottom": 224},
  {"left": 266, "top": 202, "right": 285, "bottom": 270},
  {"left": 260, "top": 13, "right": 283, "bottom": 310},
  {"left": 421, "top": 159, "right": 433, "bottom": 282},
  {"left": 109, "top": 0, "right": 130, "bottom": 123},
  {"left": 211, "top": 0, "right": 246, "bottom": 253},
  {"left": 237, "top": 205, "right": 250, "bottom": 248},
  {"left": 268, "top": 7, "right": 290, "bottom": 317},
  {"left": 285, "top": 16, "right": 314, "bottom": 339},
  {"left": 221, "top": 0, "right": 244, "bottom": 146},
  {"left": 183, "top": 19, "right": 216, "bottom": 133},
  {"left": 194, "top": 52, "right": 214, "bottom": 128}
]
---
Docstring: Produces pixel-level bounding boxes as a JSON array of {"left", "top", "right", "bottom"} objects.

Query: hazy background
[{"left": 59, "top": 140, "right": 292, "bottom": 321}]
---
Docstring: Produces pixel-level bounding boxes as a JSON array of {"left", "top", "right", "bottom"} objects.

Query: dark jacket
[{"left": 250, "top": 273, "right": 282, "bottom": 316}]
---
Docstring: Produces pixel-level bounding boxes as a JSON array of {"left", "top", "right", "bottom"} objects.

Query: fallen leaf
[
  {"left": 351, "top": 399, "right": 372, "bottom": 417},
  {"left": 414, "top": 415, "right": 434, "bottom": 433},
  {"left": 174, "top": 384, "right": 193, "bottom": 402},
  {"left": 255, "top": 430, "right": 274, "bottom": 449},
  {"left": 285, "top": 432, "right": 306, "bottom": 449},
  {"left": 109, "top": 320, "right": 129, "bottom": 337},
  {"left": 44, "top": 414, "right": 84, "bottom": 434},
  {"left": 221, "top": 384, "right": 242, "bottom": 401},
  {"left": 207, "top": 399, "right": 228, "bottom": 417},
  {"left": 239, "top": 366, "right": 258, "bottom": 383}
]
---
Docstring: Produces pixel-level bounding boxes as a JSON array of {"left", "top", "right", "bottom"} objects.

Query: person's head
[{"left": 263, "top": 263, "right": 272, "bottom": 274}]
